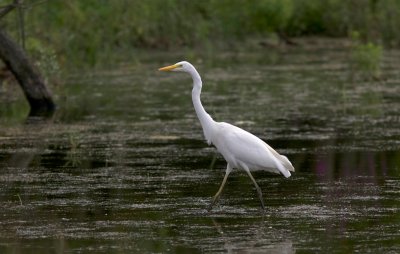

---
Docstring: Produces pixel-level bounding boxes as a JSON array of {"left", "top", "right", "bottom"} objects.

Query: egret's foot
[
  {"left": 260, "top": 208, "right": 268, "bottom": 217},
  {"left": 254, "top": 185, "right": 266, "bottom": 211},
  {"left": 260, "top": 200, "right": 266, "bottom": 211},
  {"left": 207, "top": 198, "right": 218, "bottom": 212}
]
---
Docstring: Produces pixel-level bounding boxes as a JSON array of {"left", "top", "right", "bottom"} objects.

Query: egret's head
[{"left": 158, "top": 61, "right": 192, "bottom": 73}]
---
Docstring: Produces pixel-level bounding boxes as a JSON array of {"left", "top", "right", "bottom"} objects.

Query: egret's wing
[{"left": 215, "top": 123, "right": 293, "bottom": 177}]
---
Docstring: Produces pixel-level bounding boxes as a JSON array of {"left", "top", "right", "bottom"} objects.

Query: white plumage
[
  {"left": 159, "top": 61, "right": 294, "bottom": 210},
  {"left": 213, "top": 122, "right": 293, "bottom": 177}
]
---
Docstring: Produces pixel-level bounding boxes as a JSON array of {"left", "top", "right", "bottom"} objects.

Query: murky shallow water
[{"left": 0, "top": 41, "right": 399, "bottom": 253}]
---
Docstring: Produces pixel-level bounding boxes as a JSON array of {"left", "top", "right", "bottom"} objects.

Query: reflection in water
[
  {"left": 212, "top": 218, "right": 295, "bottom": 254},
  {"left": 315, "top": 151, "right": 394, "bottom": 181},
  {"left": 0, "top": 45, "right": 399, "bottom": 253},
  {"left": 7, "top": 152, "right": 35, "bottom": 168},
  {"left": 294, "top": 149, "right": 398, "bottom": 181}
]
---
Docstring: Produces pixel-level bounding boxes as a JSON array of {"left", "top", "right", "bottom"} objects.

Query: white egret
[{"left": 159, "top": 61, "right": 294, "bottom": 210}]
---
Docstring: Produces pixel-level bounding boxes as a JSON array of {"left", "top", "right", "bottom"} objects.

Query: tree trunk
[{"left": 0, "top": 27, "right": 55, "bottom": 116}]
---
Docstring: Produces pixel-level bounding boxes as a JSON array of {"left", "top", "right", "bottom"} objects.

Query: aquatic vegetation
[
  {"left": 64, "top": 134, "right": 82, "bottom": 167},
  {"left": 350, "top": 31, "right": 383, "bottom": 79},
  {"left": 26, "top": 37, "right": 61, "bottom": 85}
]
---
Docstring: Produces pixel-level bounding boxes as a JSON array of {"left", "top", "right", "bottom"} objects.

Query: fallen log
[{"left": 0, "top": 27, "right": 55, "bottom": 116}]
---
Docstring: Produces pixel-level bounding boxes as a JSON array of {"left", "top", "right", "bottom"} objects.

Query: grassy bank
[{"left": 1, "top": 0, "right": 400, "bottom": 68}]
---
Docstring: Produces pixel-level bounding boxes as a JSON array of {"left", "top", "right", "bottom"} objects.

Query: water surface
[{"left": 0, "top": 41, "right": 399, "bottom": 253}]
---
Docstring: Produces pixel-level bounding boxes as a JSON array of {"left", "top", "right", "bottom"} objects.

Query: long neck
[{"left": 189, "top": 67, "right": 215, "bottom": 144}]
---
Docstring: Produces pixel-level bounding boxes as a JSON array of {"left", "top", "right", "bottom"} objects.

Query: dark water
[{"left": 0, "top": 42, "right": 399, "bottom": 253}]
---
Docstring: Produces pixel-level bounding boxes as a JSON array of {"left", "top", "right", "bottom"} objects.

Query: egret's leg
[
  {"left": 208, "top": 164, "right": 232, "bottom": 211},
  {"left": 245, "top": 170, "right": 266, "bottom": 211}
]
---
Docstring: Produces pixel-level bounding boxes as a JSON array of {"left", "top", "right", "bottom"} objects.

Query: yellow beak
[{"left": 158, "top": 64, "right": 179, "bottom": 71}]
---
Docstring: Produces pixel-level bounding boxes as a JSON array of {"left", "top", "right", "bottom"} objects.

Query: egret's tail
[
  {"left": 280, "top": 155, "right": 295, "bottom": 172},
  {"left": 274, "top": 155, "right": 294, "bottom": 178},
  {"left": 279, "top": 165, "right": 292, "bottom": 178},
  {"left": 264, "top": 143, "right": 295, "bottom": 178}
]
